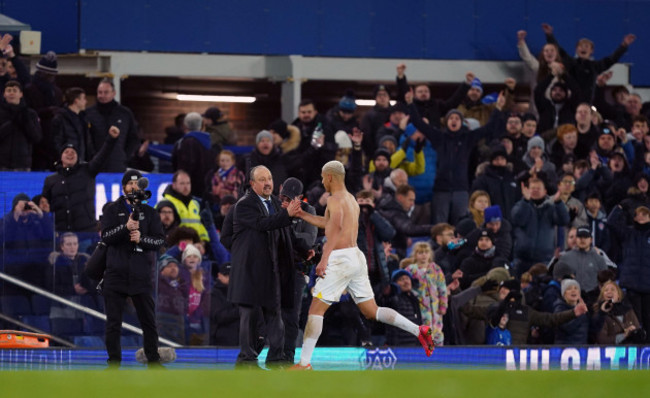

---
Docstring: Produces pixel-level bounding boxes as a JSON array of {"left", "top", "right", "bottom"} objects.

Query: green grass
[{"left": 1, "top": 369, "right": 649, "bottom": 398}]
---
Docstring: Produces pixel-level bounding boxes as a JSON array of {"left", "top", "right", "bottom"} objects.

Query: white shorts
[{"left": 312, "top": 247, "right": 374, "bottom": 304}]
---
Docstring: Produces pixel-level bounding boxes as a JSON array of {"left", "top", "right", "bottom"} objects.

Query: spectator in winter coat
[
  {"left": 51, "top": 87, "right": 93, "bottom": 162},
  {"left": 472, "top": 145, "right": 519, "bottom": 221},
  {"left": 395, "top": 63, "right": 472, "bottom": 128},
  {"left": 377, "top": 269, "right": 422, "bottom": 347},
  {"left": 172, "top": 112, "right": 215, "bottom": 197},
  {"left": 42, "top": 126, "right": 119, "bottom": 234},
  {"left": 606, "top": 205, "right": 650, "bottom": 339},
  {"left": 86, "top": 78, "right": 139, "bottom": 173},
  {"left": 378, "top": 185, "right": 433, "bottom": 259},
  {"left": 405, "top": 88, "right": 506, "bottom": 225},
  {"left": 0, "top": 80, "right": 41, "bottom": 170},
  {"left": 511, "top": 178, "right": 570, "bottom": 277},
  {"left": 553, "top": 279, "right": 590, "bottom": 344}
]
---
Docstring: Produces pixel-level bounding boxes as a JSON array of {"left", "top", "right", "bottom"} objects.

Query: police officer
[{"left": 101, "top": 169, "right": 165, "bottom": 367}]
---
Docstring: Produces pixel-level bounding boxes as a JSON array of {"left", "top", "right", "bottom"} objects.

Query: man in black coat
[
  {"left": 378, "top": 185, "right": 433, "bottom": 259},
  {"left": 225, "top": 166, "right": 307, "bottom": 366},
  {"left": 42, "top": 125, "right": 119, "bottom": 234},
  {"left": 86, "top": 78, "right": 139, "bottom": 173},
  {"left": 51, "top": 87, "right": 93, "bottom": 162},
  {"left": 0, "top": 80, "right": 42, "bottom": 170},
  {"left": 100, "top": 170, "right": 166, "bottom": 367}
]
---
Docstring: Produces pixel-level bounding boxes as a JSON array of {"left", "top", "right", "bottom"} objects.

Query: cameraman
[{"left": 100, "top": 170, "right": 165, "bottom": 367}]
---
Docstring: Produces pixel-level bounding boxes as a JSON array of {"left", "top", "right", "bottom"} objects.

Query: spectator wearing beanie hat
[
  {"left": 23, "top": 51, "right": 65, "bottom": 171},
  {"left": 202, "top": 106, "right": 237, "bottom": 148},
  {"left": 325, "top": 90, "right": 359, "bottom": 143},
  {"left": 368, "top": 147, "right": 392, "bottom": 191},
  {"left": 269, "top": 119, "right": 300, "bottom": 154},
  {"left": 42, "top": 123, "right": 119, "bottom": 234},
  {"left": 472, "top": 146, "right": 518, "bottom": 222},
  {"left": 535, "top": 67, "right": 580, "bottom": 134},
  {"left": 520, "top": 135, "right": 558, "bottom": 190},
  {"left": 406, "top": 82, "right": 507, "bottom": 225},
  {"left": 100, "top": 167, "right": 166, "bottom": 366},
  {"left": 553, "top": 278, "right": 589, "bottom": 344},
  {"left": 458, "top": 76, "right": 516, "bottom": 127},
  {"left": 239, "top": 129, "right": 289, "bottom": 196}
]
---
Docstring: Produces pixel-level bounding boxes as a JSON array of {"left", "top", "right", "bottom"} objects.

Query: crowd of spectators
[{"left": 1, "top": 24, "right": 650, "bottom": 348}]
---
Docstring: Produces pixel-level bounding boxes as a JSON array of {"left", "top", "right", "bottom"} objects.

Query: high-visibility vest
[{"left": 163, "top": 194, "right": 209, "bottom": 241}]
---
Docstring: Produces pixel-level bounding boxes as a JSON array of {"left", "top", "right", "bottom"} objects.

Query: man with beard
[
  {"left": 155, "top": 199, "right": 180, "bottom": 239},
  {"left": 86, "top": 78, "right": 140, "bottom": 172},
  {"left": 458, "top": 77, "right": 516, "bottom": 127},
  {"left": 535, "top": 68, "right": 580, "bottom": 134},
  {"left": 163, "top": 170, "right": 209, "bottom": 241},
  {"left": 502, "top": 113, "right": 528, "bottom": 174}
]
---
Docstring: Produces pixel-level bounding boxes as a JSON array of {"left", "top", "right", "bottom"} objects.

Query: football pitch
[{"left": 1, "top": 369, "right": 649, "bottom": 397}]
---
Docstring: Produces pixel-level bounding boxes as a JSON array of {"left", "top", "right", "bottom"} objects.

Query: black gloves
[
  {"left": 414, "top": 138, "right": 425, "bottom": 153},
  {"left": 401, "top": 136, "right": 412, "bottom": 151},
  {"left": 481, "top": 279, "right": 498, "bottom": 292}
]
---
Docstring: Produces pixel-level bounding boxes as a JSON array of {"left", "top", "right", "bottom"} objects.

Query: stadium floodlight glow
[
  {"left": 176, "top": 94, "right": 256, "bottom": 103},
  {"left": 355, "top": 100, "right": 397, "bottom": 107}
]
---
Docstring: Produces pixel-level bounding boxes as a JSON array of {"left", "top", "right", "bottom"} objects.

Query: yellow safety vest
[{"left": 163, "top": 194, "right": 209, "bottom": 241}]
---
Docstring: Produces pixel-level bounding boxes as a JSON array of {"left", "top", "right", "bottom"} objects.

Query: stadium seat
[
  {"left": 19, "top": 315, "right": 51, "bottom": 333},
  {"left": 121, "top": 335, "right": 142, "bottom": 347},
  {"left": 83, "top": 315, "right": 105, "bottom": 335},
  {"left": 73, "top": 336, "right": 104, "bottom": 347},
  {"left": 31, "top": 295, "right": 51, "bottom": 315},
  {"left": 51, "top": 318, "right": 83, "bottom": 336},
  {"left": 1, "top": 295, "right": 32, "bottom": 317}
]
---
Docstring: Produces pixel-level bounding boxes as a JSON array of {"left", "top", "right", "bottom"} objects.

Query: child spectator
[
  {"left": 182, "top": 243, "right": 211, "bottom": 345},
  {"left": 486, "top": 308, "right": 512, "bottom": 346},
  {"left": 210, "top": 149, "right": 245, "bottom": 200},
  {"left": 377, "top": 269, "right": 423, "bottom": 347},
  {"left": 404, "top": 242, "right": 448, "bottom": 346}
]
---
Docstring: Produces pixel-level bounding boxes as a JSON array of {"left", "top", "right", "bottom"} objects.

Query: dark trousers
[
  {"left": 237, "top": 304, "right": 285, "bottom": 363},
  {"left": 627, "top": 289, "right": 650, "bottom": 342},
  {"left": 282, "top": 270, "right": 306, "bottom": 362},
  {"left": 104, "top": 290, "right": 160, "bottom": 363}
]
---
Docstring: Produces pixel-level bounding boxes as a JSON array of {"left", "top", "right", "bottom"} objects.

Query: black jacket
[
  {"left": 42, "top": 135, "right": 117, "bottom": 232},
  {"left": 0, "top": 101, "right": 42, "bottom": 169},
  {"left": 378, "top": 197, "right": 432, "bottom": 258},
  {"left": 86, "top": 100, "right": 140, "bottom": 172},
  {"left": 226, "top": 192, "right": 309, "bottom": 309},
  {"left": 396, "top": 75, "right": 469, "bottom": 128},
  {"left": 534, "top": 74, "right": 579, "bottom": 134},
  {"left": 51, "top": 107, "right": 93, "bottom": 162},
  {"left": 409, "top": 103, "right": 503, "bottom": 192},
  {"left": 471, "top": 165, "right": 519, "bottom": 221},
  {"left": 100, "top": 197, "right": 165, "bottom": 295}
]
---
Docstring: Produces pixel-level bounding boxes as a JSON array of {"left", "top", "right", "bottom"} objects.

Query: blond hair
[
  {"left": 191, "top": 269, "right": 205, "bottom": 293},
  {"left": 410, "top": 241, "right": 434, "bottom": 264},
  {"left": 322, "top": 160, "right": 346, "bottom": 178}
]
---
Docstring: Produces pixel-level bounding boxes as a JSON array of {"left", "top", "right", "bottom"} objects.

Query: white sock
[
  {"left": 376, "top": 307, "right": 419, "bottom": 337},
  {"left": 299, "top": 315, "right": 323, "bottom": 366}
]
